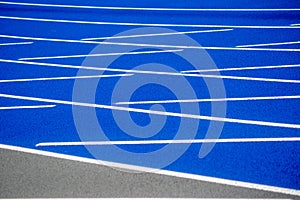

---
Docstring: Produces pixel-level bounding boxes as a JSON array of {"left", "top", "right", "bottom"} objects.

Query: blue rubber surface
[{"left": 0, "top": 0, "right": 300, "bottom": 190}]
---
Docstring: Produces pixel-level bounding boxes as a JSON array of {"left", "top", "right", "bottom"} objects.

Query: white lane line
[
  {"left": 0, "top": 93, "right": 300, "bottom": 129},
  {"left": 290, "top": 23, "right": 300, "bottom": 26},
  {"left": 189, "top": 74, "right": 300, "bottom": 84},
  {"left": 0, "top": 105, "right": 55, "bottom": 110},
  {"left": 0, "top": 59, "right": 299, "bottom": 84},
  {"left": 0, "top": 144, "right": 299, "bottom": 196},
  {"left": 0, "top": 1, "right": 299, "bottom": 12},
  {"left": 115, "top": 95, "right": 300, "bottom": 105},
  {"left": 100, "top": 41, "right": 300, "bottom": 52},
  {"left": 0, "top": 34, "right": 108, "bottom": 45},
  {"left": 36, "top": 137, "right": 300, "bottom": 147},
  {"left": 0, "top": 15, "right": 299, "bottom": 29},
  {"left": 18, "top": 49, "right": 183, "bottom": 61},
  {"left": 0, "top": 41, "right": 33, "bottom": 46},
  {"left": 237, "top": 41, "right": 300, "bottom": 48},
  {"left": 0, "top": 74, "right": 133, "bottom": 83},
  {"left": 0, "top": 34, "right": 299, "bottom": 52},
  {"left": 82, "top": 29, "right": 234, "bottom": 41},
  {"left": 181, "top": 64, "right": 300, "bottom": 73}
]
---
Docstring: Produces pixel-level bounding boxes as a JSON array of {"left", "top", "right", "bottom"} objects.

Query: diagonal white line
[
  {"left": 0, "top": 74, "right": 133, "bottom": 83},
  {"left": 0, "top": 144, "right": 299, "bottom": 196},
  {"left": 0, "top": 1, "right": 299, "bottom": 12},
  {"left": 181, "top": 64, "right": 300, "bottom": 73},
  {"left": 0, "top": 59, "right": 299, "bottom": 84},
  {"left": 82, "top": 29, "right": 234, "bottom": 41},
  {"left": 102, "top": 41, "right": 300, "bottom": 52},
  {"left": 115, "top": 95, "right": 300, "bottom": 105},
  {"left": 0, "top": 93, "right": 300, "bottom": 129},
  {"left": 0, "top": 104, "right": 55, "bottom": 110},
  {"left": 0, "top": 34, "right": 107, "bottom": 45},
  {"left": 192, "top": 74, "right": 300, "bottom": 83},
  {"left": 237, "top": 41, "right": 300, "bottom": 48},
  {"left": 18, "top": 49, "right": 183, "bottom": 61},
  {"left": 35, "top": 137, "right": 300, "bottom": 147},
  {"left": 0, "top": 15, "right": 299, "bottom": 29},
  {"left": 0, "top": 41, "right": 33, "bottom": 46},
  {"left": 0, "top": 34, "right": 299, "bottom": 52}
]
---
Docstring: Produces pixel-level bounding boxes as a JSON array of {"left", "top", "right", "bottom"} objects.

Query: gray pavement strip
[{"left": 0, "top": 148, "right": 298, "bottom": 199}]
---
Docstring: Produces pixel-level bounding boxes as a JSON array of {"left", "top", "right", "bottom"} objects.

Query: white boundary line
[
  {"left": 0, "top": 41, "right": 33, "bottom": 46},
  {"left": 82, "top": 29, "right": 234, "bottom": 41},
  {"left": 115, "top": 95, "right": 300, "bottom": 105},
  {"left": 0, "top": 15, "right": 299, "bottom": 29},
  {"left": 0, "top": 1, "right": 299, "bottom": 12},
  {"left": 237, "top": 41, "right": 300, "bottom": 48},
  {"left": 36, "top": 137, "right": 300, "bottom": 147},
  {"left": 0, "top": 74, "right": 133, "bottom": 83},
  {"left": 181, "top": 74, "right": 300, "bottom": 83},
  {"left": 0, "top": 34, "right": 110, "bottom": 45},
  {"left": 0, "top": 93, "right": 300, "bottom": 129},
  {"left": 18, "top": 49, "right": 183, "bottom": 61},
  {"left": 181, "top": 64, "right": 300, "bottom": 73},
  {"left": 0, "top": 105, "right": 55, "bottom": 110},
  {"left": 0, "top": 34, "right": 300, "bottom": 52},
  {"left": 0, "top": 144, "right": 299, "bottom": 196},
  {"left": 0, "top": 59, "right": 299, "bottom": 84}
]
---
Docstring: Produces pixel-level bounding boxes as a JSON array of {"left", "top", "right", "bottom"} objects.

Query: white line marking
[
  {"left": 115, "top": 95, "right": 300, "bottom": 105},
  {"left": 0, "top": 59, "right": 299, "bottom": 84},
  {"left": 181, "top": 64, "right": 300, "bottom": 73},
  {"left": 18, "top": 49, "right": 183, "bottom": 61},
  {"left": 0, "top": 34, "right": 299, "bottom": 52},
  {"left": 0, "top": 74, "right": 133, "bottom": 83},
  {"left": 36, "top": 137, "right": 300, "bottom": 147},
  {"left": 237, "top": 41, "right": 300, "bottom": 48},
  {"left": 0, "top": 15, "right": 299, "bottom": 29},
  {"left": 188, "top": 74, "right": 300, "bottom": 84},
  {"left": 82, "top": 29, "right": 234, "bottom": 41},
  {"left": 0, "top": 93, "right": 299, "bottom": 129},
  {"left": 0, "top": 41, "right": 33, "bottom": 46},
  {"left": 98, "top": 42, "right": 300, "bottom": 52},
  {"left": 0, "top": 144, "right": 299, "bottom": 196},
  {"left": 0, "top": 105, "right": 55, "bottom": 110},
  {"left": 0, "top": 1, "right": 299, "bottom": 12},
  {"left": 290, "top": 23, "right": 300, "bottom": 26}
]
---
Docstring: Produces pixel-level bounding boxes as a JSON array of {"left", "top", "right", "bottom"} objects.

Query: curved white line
[
  {"left": 0, "top": 34, "right": 299, "bottom": 52},
  {"left": 0, "top": 93, "right": 300, "bottom": 129},
  {"left": 0, "top": 15, "right": 299, "bottom": 29},
  {"left": 0, "top": 59, "right": 299, "bottom": 84},
  {"left": 115, "top": 95, "right": 300, "bottom": 105},
  {"left": 0, "top": 41, "right": 33, "bottom": 46},
  {"left": 181, "top": 64, "right": 300, "bottom": 73},
  {"left": 0, "top": 1, "right": 299, "bottom": 12},
  {"left": 82, "top": 29, "right": 234, "bottom": 41},
  {"left": 237, "top": 41, "right": 300, "bottom": 48},
  {"left": 196, "top": 74, "right": 300, "bottom": 83},
  {"left": 36, "top": 137, "right": 300, "bottom": 147},
  {"left": 0, "top": 105, "right": 55, "bottom": 110},
  {"left": 18, "top": 49, "right": 183, "bottom": 61},
  {"left": 0, "top": 74, "right": 133, "bottom": 83}
]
